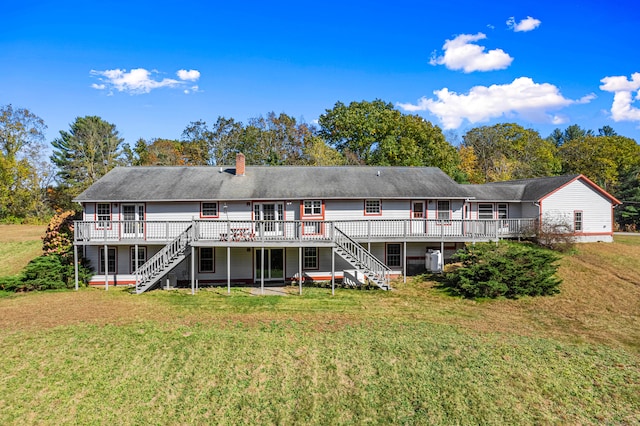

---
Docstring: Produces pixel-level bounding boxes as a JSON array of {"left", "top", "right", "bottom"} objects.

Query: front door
[
  {"left": 254, "top": 203, "right": 284, "bottom": 236},
  {"left": 122, "top": 204, "right": 145, "bottom": 238},
  {"left": 255, "top": 248, "right": 284, "bottom": 281}
]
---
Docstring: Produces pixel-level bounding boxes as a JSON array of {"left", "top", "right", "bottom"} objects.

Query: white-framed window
[
  {"left": 303, "top": 247, "right": 318, "bottom": 269},
  {"left": 201, "top": 202, "right": 218, "bottom": 217},
  {"left": 478, "top": 203, "right": 494, "bottom": 220},
  {"left": 497, "top": 203, "right": 508, "bottom": 219},
  {"left": 574, "top": 211, "right": 583, "bottom": 232},
  {"left": 97, "top": 203, "right": 111, "bottom": 228},
  {"left": 199, "top": 247, "right": 214, "bottom": 272},
  {"left": 365, "top": 200, "right": 381, "bottom": 215},
  {"left": 386, "top": 243, "right": 401, "bottom": 268},
  {"left": 99, "top": 247, "right": 116, "bottom": 274},
  {"left": 437, "top": 201, "right": 450, "bottom": 221},
  {"left": 303, "top": 200, "right": 322, "bottom": 216},
  {"left": 130, "top": 247, "right": 147, "bottom": 273}
]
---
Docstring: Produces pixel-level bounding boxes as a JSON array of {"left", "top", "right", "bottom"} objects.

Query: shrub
[
  {"left": 443, "top": 242, "right": 562, "bottom": 299},
  {"left": 0, "top": 211, "right": 92, "bottom": 292}
]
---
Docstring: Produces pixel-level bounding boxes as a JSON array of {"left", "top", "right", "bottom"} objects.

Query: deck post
[
  {"left": 227, "top": 246, "right": 231, "bottom": 294},
  {"left": 403, "top": 241, "right": 407, "bottom": 283},
  {"left": 260, "top": 246, "right": 265, "bottom": 295},
  {"left": 104, "top": 244, "right": 108, "bottom": 291},
  {"left": 191, "top": 246, "right": 195, "bottom": 295},
  {"left": 74, "top": 244, "right": 78, "bottom": 291},
  {"left": 298, "top": 246, "right": 302, "bottom": 295},
  {"left": 331, "top": 247, "right": 335, "bottom": 296},
  {"left": 135, "top": 244, "right": 139, "bottom": 289}
]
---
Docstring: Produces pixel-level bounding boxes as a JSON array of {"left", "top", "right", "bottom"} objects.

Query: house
[{"left": 72, "top": 153, "right": 620, "bottom": 293}]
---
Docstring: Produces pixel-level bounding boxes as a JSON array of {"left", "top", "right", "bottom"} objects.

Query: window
[
  {"left": 99, "top": 247, "right": 116, "bottom": 274},
  {"left": 497, "top": 204, "right": 508, "bottom": 219},
  {"left": 413, "top": 202, "right": 424, "bottom": 218},
  {"left": 365, "top": 200, "right": 381, "bottom": 215},
  {"left": 386, "top": 244, "right": 401, "bottom": 268},
  {"left": 437, "top": 201, "right": 450, "bottom": 221},
  {"left": 201, "top": 202, "right": 218, "bottom": 217},
  {"left": 478, "top": 203, "right": 494, "bottom": 220},
  {"left": 303, "top": 200, "right": 322, "bottom": 216},
  {"left": 303, "top": 247, "right": 318, "bottom": 269},
  {"left": 97, "top": 203, "right": 111, "bottom": 228},
  {"left": 199, "top": 247, "right": 214, "bottom": 272},
  {"left": 130, "top": 247, "right": 147, "bottom": 273},
  {"left": 574, "top": 211, "right": 583, "bottom": 232}
]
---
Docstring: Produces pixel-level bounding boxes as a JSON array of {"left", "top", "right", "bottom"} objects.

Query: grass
[
  {"left": 0, "top": 224, "right": 46, "bottom": 277},
  {"left": 0, "top": 230, "right": 638, "bottom": 424}
]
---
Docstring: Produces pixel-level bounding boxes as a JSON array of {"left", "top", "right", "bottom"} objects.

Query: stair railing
[
  {"left": 333, "top": 226, "right": 391, "bottom": 290},
  {"left": 135, "top": 224, "right": 193, "bottom": 293}
]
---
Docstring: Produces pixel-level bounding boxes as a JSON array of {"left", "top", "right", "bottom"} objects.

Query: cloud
[
  {"left": 430, "top": 33, "right": 513, "bottom": 73},
  {"left": 600, "top": 72, "right": 640, "bottom": 122},
  {"left": 507, "top": 16, "right": 542, "bottom": 32},
  {"left": 397, "top": 77, "right": 594, "bottom": 129},
  {"left": 177, "top": 69, "right": 200, "bottom": 81},
  {"left": 90, "top": 68, "right": 201, "bottom": 94}
]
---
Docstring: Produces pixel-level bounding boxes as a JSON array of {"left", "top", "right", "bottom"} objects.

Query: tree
[
  {"left": 615, "top": 166, "right": 640, "bottom": 231},
  {"left": 318, "top": 99, "right": 462, "bottom": 177},
  {"left": 0, "top": 104, "right": 51, "bottom": 220},
  {"left": 462, "top": 123, "right": 560, "bottom": 183},
  {"left": 559, "top": 134, "right": 640, "bottom": 191},
  {"left": 51, "top": 116, "right": 125, "bottom": 198},
  {"left": 182, "top": 113, "right": 324, "bottom": 166}
]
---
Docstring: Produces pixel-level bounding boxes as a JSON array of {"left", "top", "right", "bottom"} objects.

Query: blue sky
[{"left": 2, "top": 0, "right": 639, "bottom": 147}]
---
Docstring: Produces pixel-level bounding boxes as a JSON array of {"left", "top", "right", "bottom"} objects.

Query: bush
[
  {"left": 0, "top": 211, "right": 93, "bottom": 292},
  {"left": 443, "top": 242, "right": 562, "bottom": 299},
  {"left": 0, "top": 254, "right": 92, "bottom": 292}
]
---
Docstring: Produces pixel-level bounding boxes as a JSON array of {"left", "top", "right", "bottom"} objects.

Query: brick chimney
[{"left": 235, "top": 152, "right": 245, "bottom": 176}]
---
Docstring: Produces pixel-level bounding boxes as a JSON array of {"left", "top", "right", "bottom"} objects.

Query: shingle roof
[
  {"left": 474, "top": 175, "right": 580, "bottom": 201},
  {"left": 464, "top": 175, "right": 581, "bottom": 202},
  {"left": 74, "top": 166, "right": 470, "bottom": 202}
]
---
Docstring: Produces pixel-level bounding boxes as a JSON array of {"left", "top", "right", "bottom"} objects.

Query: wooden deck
[{"left": 74, "top": 218, "right": 536, "bottom": 245}]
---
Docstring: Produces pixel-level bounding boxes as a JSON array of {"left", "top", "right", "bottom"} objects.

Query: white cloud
[
  {"left": 600, "top": 72, "right": 640, "bottom": 122},
  {"left": 507, "top": 16, "right": 542, "bottom": 32},
  {"left": 177, "top": 69, "right": 200, "bottom": 81},
  {"left": 90, "top": 68, "right": 201, "bottom": 94},
  {"left": 430, "top": 33, "right": 513, "bottom": 73},
  {"left": 397, "top": 77, "right": 593, "bottom": 129}
]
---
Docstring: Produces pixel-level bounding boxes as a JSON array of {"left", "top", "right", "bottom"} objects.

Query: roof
[
  {"left": 465, "top": 174, "right": 621, "bottom": 204},
  {"left": 74, "top": 165, "right": 471, "bottom": 202}
]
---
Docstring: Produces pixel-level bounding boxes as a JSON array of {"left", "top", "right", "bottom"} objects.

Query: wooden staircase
[
  {"left": 134, "top": 225, "right": 193, "bottom": 294},
  {"left": 333, "top": 226, "right": 391, "bottom": 290}
]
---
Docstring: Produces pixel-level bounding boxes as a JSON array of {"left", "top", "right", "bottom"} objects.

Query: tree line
[{"left": 1, "top": 100, "right": 639, "bottom": 229}]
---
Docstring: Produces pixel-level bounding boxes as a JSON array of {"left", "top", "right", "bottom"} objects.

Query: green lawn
[{"left": 0, "top": 231, "right": 638, "bottom": 424}]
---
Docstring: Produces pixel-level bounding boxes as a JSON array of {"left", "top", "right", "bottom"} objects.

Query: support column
[
  {"left": 191, "top": 246, "right": 195, "bottom": 295},
  {"left": 331, "top": 247, "right": 335, "bottom": 296},
  {"left": 227, "top": 246, "right": 231, "bottom": 295},
  {"left": 260, "top": 246, "right": 265, "bottom": 295},
  {"left": 135, "top": 244, "right": 139, "bottom": 289},
  {"left": 298, "top": 246, "right": 302, "bottom": 295},
  {"left": 403, "top": 241, "right": 407, "bottom": 284},
  {"left": 74, "top": 244, "right": 79, "bottom": 291},
  {"left": 104, "top": 244, "right": 108, "bottom": 291}
]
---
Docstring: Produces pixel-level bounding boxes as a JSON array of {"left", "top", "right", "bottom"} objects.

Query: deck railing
[{"left": 74, "top": 218, "right": 536, "bottom": 243}]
